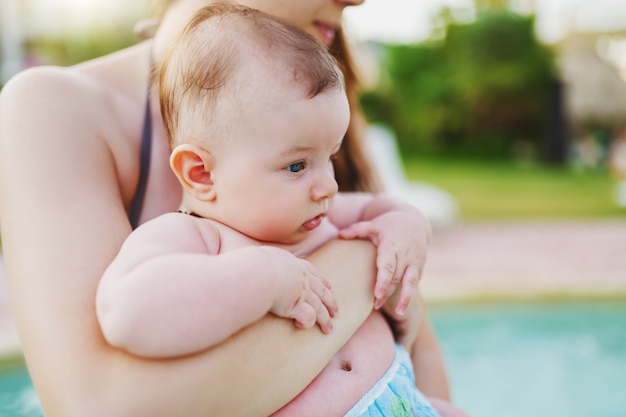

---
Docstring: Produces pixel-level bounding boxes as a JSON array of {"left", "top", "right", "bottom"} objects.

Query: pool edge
[
  {"left": 0, "top": 348, "right": 25, "bottom": 372},
  {"left": 424, "top": 289, "right": 626, "bottom": 306}
]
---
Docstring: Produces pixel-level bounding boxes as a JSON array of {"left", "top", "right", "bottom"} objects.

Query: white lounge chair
[{"left": 367, "top": 125, "right": 459, "bottom": 228}]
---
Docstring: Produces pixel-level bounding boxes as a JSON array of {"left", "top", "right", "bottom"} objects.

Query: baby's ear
[{"left": 170, "top": 144, "right": 216, "bottom": 201}]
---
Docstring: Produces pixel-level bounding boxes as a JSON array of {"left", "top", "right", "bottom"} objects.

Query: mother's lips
[{"left": 314, "top": 22, "right": 338, "bottom": 46}]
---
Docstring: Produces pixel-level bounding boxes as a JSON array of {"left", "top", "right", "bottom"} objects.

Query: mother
[{"left": 0, "top": 0, "right": 445, "bottom": 416}]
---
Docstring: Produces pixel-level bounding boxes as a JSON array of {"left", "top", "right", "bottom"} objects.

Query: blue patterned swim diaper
[{"left": 343, "top": 344, "right": 441, "bottom": 417}]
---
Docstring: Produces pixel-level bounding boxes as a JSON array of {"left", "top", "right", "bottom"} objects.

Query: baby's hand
[
  {"left": 339, "top": 211, "right": 427, "bottom": 316},
  {"left": 260, "top": 247, "right": 337, "bottom": 334}
]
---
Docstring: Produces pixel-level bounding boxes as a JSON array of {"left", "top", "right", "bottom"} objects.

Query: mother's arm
[{"left": 0, "top": 68, "right": 376, "bottom": 417}]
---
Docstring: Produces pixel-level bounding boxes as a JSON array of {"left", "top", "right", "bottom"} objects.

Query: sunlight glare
[
  {"left": 54, "top": 0, "right": 135, "bottom": 30},
  {"left": 59, "top": 0, "right": 101, "bottom": 19}
]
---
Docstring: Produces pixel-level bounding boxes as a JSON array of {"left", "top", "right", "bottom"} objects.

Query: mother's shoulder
[
  {"left": 1, "top": 42, "right": 151, "bottom": 113},
  {"left": 1, "top": 64, "right": 119, "bottom": 119}
]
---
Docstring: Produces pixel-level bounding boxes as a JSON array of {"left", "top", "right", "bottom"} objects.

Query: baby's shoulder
[
  {"left": 204, "top": 220, "right": 262, "bottom": 253},
  {"left": 131, "top": 212, "right": 222, "bottom": 254}
]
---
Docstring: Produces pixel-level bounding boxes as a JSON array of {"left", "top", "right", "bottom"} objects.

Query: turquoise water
[
  {"left": 1, "top": 301, "right": 625, "bottom": 416},
  {"left": 429, "top": 301, "right": 626, "bottom": 417},
  {"left": 0, "top": 367, "right": 40, "bottom": 417}
]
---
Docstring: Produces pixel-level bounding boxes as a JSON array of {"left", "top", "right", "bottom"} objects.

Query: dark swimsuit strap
[
  {"left": 178, "top": 210, "right": 202, "bottom": 218},
  {"left": 129, "top": 95, "right": 152, "bottom": 229}
]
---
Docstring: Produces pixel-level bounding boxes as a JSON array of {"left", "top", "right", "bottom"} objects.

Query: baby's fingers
[
  {"left": 292, "top": 272, "right": 335, "bottom": 333},
  {"left": 339, "top": 221, "right": 379, "bottom": 244},
  {"left": 311, "top": 275, "right": 338, "bottom": 318},
  {"left": 374, "top": 252, "right": 399, "bottom": 309},
  {"left": 292, "top": 303, "right": 316, "bottom": 330},
  {"left": 394, "top": 264, "right": 420, "bottom": 316},
  {"left": 304, "top": 289, "right": 334, "bottom": 334}
]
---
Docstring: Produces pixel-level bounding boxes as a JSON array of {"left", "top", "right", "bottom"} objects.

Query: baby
[{"left": 97, "top": 4, "right": 468, "bottom": 417}]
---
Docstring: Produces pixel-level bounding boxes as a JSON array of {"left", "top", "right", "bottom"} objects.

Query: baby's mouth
[{"left": 302, "top": 214, "right": 324, "bottom": 231}]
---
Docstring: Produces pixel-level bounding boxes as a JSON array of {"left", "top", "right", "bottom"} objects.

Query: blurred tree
[
  {"left": 27, "top": 26, "right": 138, "bottom": 67},
  {"left": 475, "top": 0, "right": 509, "bottom": 9},
  {"left": 360, "top": 8, "right": 558, "bottom": 161},
  {"left": 10, "top": 1, "right": 152, "bottom": 69}
]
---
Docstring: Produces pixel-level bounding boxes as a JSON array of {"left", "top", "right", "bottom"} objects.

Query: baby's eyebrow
[{"left": 277, "top": 145, "right": 316, "bottom": 158}]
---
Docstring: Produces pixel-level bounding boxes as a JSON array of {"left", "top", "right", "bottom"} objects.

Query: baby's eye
[{"left": 286, "top": 161, "right": 306, "bottom": 173}]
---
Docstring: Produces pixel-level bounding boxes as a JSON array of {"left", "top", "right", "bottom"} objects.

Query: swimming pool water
[
  {"left": 1, "top": 301, "right": 625, "bottom": 417},
  {"left": 0, "top": 367, "right": 40, "bottom": 417},
  {"left": 429, "top": 301, "right": 626, "bottom": 417}
]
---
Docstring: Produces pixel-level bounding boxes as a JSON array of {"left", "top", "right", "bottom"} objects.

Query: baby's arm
[
  {"left": 329, "top": 192, "right": 431, "bottom": 315},
  {"left": 96, "top": 213, "right": 336, "bottom": 358}
]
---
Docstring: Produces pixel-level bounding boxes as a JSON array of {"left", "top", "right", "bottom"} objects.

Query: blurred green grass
[{"left": 403, "top": 157, "right": 626, "bottom": 221}]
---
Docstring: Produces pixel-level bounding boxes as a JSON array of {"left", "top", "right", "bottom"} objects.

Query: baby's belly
[{"left": 271, "top": 311, "right": 395, "bottom": 417}]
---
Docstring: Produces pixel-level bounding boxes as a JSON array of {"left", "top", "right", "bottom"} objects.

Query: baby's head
[
  {"left": 158, "top": 3, "right": 350, "bottom": 243},
  {"left": 159, "top": 3, "right": 345, "bottom": 151}
]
